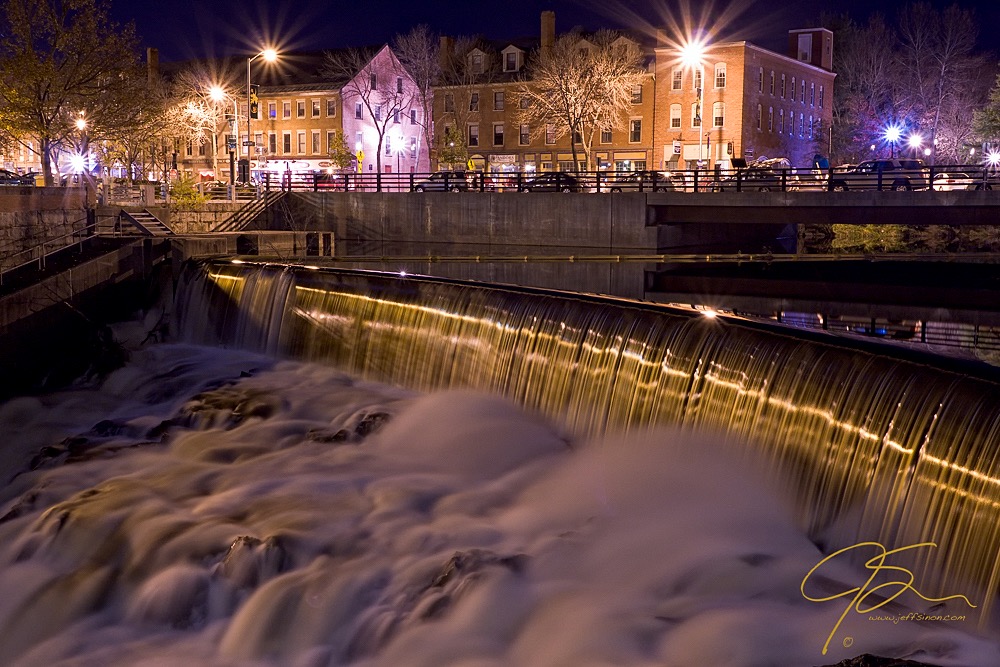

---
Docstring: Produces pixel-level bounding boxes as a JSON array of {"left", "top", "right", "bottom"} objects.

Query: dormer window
[
  {"left": 504, "top": 51, "right": 517, "bottom": 72},
  {"left": 471, "top": 52, "right": 483, "bottom": 73}
]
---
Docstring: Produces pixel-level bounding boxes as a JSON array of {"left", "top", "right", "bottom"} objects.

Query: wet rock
[
  {"left": 354, "top": 412, "right": 391, "bottom": 437},
  {"left": 818, "top": 654, "right": 943, "bottom": 667},
  {"left": 430, "top": 548, "right": 527, "bottom": 589},
  {"left": 216, "top": 535, "right": 288, "bottom": 589},
  {"left": 172, "top": 386, "right": 284, "bottom": 431}
]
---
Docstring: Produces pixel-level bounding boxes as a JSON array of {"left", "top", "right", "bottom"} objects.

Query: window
[
  {"left": 672, "top": 69, "right": 682, "bottom": 90},
  {"left": 355, "top": 132, "right": 362, "bottom": 150},
  {"left": 810, "top": 82, "right": 815, "bottom": 106},
  {"left": 629, "top": 118, "right": 641, "bottom": 142},
  {"left": 756, "top": 104, "right": 762, "bottom": 131},
  {"left": 693, "top": 69, "right": 702, "bottom": 91},
  {"left": 519, "top": 124, "right": 529, "bottom": 145},
  {"left": 809, "top": 115, "right": 814, "bottom": 139},
  {"left": 493, "top": 123, "right": 504, "bottom": 146},
  {"left": 410, "top": 109, "right": 417, "bottom": 125},
  {"left": 268, "top": 133, "right": 277, "bottom": 154},
  {"left": 469, "top": 92, "right": 479, "bottom": 112},
  {"left": 781, "top": 74, "right": 786, "bottom": 98},
  {"left": 396, "top": 77, "right": 403, "bottom": 94},
  {"left": 789, "top": 109, "right": 794, "bottom": 135},
  {"left": 312, "top": 100, "right": 320, "bottom": 118},
  {"left": 779, "top": 109, "right": 784, "bottom": 133},
  {"left": 573, "top": 128, "right": 582, "bottom": 144},
  {"left": 409, "top": 136, "right": 417, "bottom": 159},
  {"left": 801, "top": 80, "right": 805, "bottom": 103},
  {"left": 327, "top": 99, "right": 336, "bottom": 116},
  {"left": 311, "top": 130, "right": 320, "bottom": 154},
  {"left": 768, "top": 107, "right": 773, "bottom": 132},
  {"left": 282, "top": 101, "right": 291, "bottom": 119},
  {"left": 254, "top": 132, "right": 262, "bottom": 149},
  {"left": 370, "top": 73, "right": 377, "bottom": 89},
  {"left": 355, "top": 103, "right": 362, "bottom": 120},
  {"left": 797, "top": 33, "right": 813, "bottom": 62},
  {"left": 297, "top": 131, "right": 305, "bottom": 153},
  {"left": 670, "top": 103, "right": 681, "bottom": 129},
  {"left": 519, "top": 96, "right": 530, "bottom": 109},
  {"left": 468, "top": 124, "right": 479, "bottom": 146},
  {"left": 268, "top": 101, "right": 276, "bottom": 118},
  {"left": 444, "top": 93, "right": 455, "bottom": 113},
  {"left": 393, "top": 110, "right": 400, "bottom": 124},
  {"left": 184, "top": 140, "right": 192, "bottom": 157},
  {"left": 385, "top": 137, "right": 391, "bottom": 156},
  {"left": 758, "top": 67, "right": 763, "bottom": 93},
  {"left": 282, "top": 132, "right": 291, "bottom": 153},
  {"left": 327, "top": 131, "right": 336, "bottom": 152},
  {"left": 714, "top": 63, "right": 726, "bottom": 89},
  {"left": 494, "top": 90, "right": 504, "bottom": 111},
  {"left": 600, "top": 128, "right": 612, "bottom": 143},
  {"left": 545, "top": 124, "right": 555, "bottom": 145},
  {"left": 691, "top": 103, "right": 701, "bottom": 128},
  {"left": 819, "top": 85, "right": 825, "bottom": 109},
  {"left": 791, "top": 77, "right": 796, "bottom": 100},
  {"left": 504, "top": 51, "right": 517, "bottom": 71},
  {"left": 374, "top": 104, "right": 381, "bottom": 121},
  {"left": 712, "top": 102, "right": 725, "bottom": 127},
  {"left": 471, "top": 52, "right": 483, "bottom": 73},
  {"left": 631, "top": 85, "right": 642, "bottom": 104},
  {"left": 769, "top": 71, "right": 775, "bottom": 95},
  {"left": 296, "top": 100, "right": 306, "bottom": 118},
  {"left": 196, "top": 141, "right": 204, "bottom": 156},
  {"left": 799, "top": 112, "right": 804, "bottom": 137}
]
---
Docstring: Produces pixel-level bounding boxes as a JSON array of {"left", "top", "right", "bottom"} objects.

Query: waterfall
[{"left": 176, "top": 259, "right": 1000, "bottom": 630}]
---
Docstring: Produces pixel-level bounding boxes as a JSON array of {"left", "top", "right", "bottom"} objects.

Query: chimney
[
  {"left": 541, "top": 11, "right": 555, "bottom": 58},
  {"left": 146, "top": 47, "right": 159, "bottom": 87},
  {"left": 439, "top": 35, "right": 454, "bottom": 71}
]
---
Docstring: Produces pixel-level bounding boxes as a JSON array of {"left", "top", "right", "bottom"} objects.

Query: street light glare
[
  {"left": 907, "top": 134, "right": 922, "bottom": 149},
  {"left": 262, "top": 49, "right": 278, "bottom": 62},
  {"left": 679, "top": 39, "right": 706, "bottom": 68},
  {"left": 209, "top": 85, "right": 226, "bottom": 101},
  {"left": 883, "top": 125, "right": 902, "bottom": 143}
]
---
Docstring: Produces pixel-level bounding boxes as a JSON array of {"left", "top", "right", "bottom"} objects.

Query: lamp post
[
  {"left": 884, "top": 124, "right": 902, "bottom": 159},
  {"left": 246, "top": 49, "right": 278, "bottom": 184},
  {"left": 680, "top": 39, "right": 707, "bottom": 169}
]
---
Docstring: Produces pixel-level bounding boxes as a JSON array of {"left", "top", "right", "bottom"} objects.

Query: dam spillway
[{"left": 176, "top": 258, "right": 1000, "bottom": 633}]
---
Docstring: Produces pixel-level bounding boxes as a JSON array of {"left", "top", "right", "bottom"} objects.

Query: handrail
[{"left": 0, "top": 221, "right": 98, "bottom": 286}]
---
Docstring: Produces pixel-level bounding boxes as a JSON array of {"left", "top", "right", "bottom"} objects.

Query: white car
[{"left": 932, "top": 172, "right": 993, "bottom": 191}]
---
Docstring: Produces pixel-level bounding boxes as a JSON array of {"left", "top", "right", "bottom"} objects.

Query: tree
[
  {"left": 516, "top": 30, "right": 646, "bottom": 170},
  {"left": 438, "top": 126, "right": 468, "bottom": 170},
  {"left": 323, "top": 45, "right": 416, "bottom": 182},
  {"left": 973, "top": 74, "right": 1000, "bottom": 143},
  {"left": 434, "top": 36, "right": 502, "bottom": 170},
  {"left": 393, "top": 25, "right": 439, "bottom": 170},
  {"left": 326, "top": 130, "right": 355, "bottom": 171},
  {"left": 0, "top": 0, "right": 146, "bottom": 185}
]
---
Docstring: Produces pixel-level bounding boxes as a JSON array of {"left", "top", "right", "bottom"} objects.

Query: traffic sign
[{"left": 243, "top": 141, "right": 256, "bottom": 146}]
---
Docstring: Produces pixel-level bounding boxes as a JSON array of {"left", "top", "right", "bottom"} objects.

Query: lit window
[{"left": 268, "top": 102, "right": 276, "bottom": 119}]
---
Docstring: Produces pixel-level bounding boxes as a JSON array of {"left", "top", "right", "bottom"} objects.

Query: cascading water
[
  {"left": 177, "top": 260, "right": 1000, "bottom": 628},
  {"left": 1, "top": 258, "right": 999, "bottom": 665}
]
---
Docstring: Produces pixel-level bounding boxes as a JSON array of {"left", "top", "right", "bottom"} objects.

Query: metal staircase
[{"left": 119, "top": 209, "right": 174, "bottom": 236}]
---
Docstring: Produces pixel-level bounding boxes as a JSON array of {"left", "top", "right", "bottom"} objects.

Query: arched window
[{"left": 756, "top": 104, "right": 762, "bottom": 130}]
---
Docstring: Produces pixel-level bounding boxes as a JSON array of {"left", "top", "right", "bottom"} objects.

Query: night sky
[{"left": 110, "top": 0, "right": 1000, "bottom": 62}]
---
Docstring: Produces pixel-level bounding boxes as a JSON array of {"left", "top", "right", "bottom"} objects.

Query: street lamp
[
  {"left": 907, "top": 133, "right": 923, "bottom": 158},
  {"left": 883, "top": 123, "right": 902, "bottom": 158},
  {"left": 680, "top": 39, "right": 707, "bottom": 168},
  {"left": 246, "top": 48, "right": 278, "bottom": 184}
]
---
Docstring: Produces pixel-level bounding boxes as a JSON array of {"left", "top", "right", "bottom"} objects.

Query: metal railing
[{"left": 0, "top": 220, "right": 98, "bottom": 287}]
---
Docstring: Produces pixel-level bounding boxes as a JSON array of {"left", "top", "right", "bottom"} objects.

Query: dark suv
[
  {"left": 830, "top": 159, "right": 929, "bottom": 191},
  {"left": 411, "top": 171, "right": 469, "bottom": 192}
]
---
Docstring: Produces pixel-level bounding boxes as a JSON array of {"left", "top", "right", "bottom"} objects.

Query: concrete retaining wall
[
  {"left": 281, "top": 192, "right": 655, "bottom": 253},
  {"left": 0, "top": 187, "right": 90, "bottom": 263}
]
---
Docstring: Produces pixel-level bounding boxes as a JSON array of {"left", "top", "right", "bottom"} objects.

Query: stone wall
[{"left": 0, "top": 187, "right": 90, "bottom": 267}]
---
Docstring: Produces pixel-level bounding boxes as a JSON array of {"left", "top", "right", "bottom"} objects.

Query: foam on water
[{"left": 0, "top": 344, "right": 997, "bottom": 666}]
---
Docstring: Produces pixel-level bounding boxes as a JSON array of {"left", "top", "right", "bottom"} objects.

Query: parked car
[
  {"left": 605, "top": 171, "right": 677, "bottom": 192},
  {"left": 411, "top": 171, "right": 469, "bottom": 192},
  {"left": 708, "top": 166, "right": 792, "bottom": 192},
  {"left": 932, "top": 172, "right": 993, "bottom": 191},
  {"left": 0, "top": 169, "right": 36, "bottom": 186},
  {"left": 520, "top": 172, "right": 587, "bottom": 192},
  {"left": 829, "top": 158, "right": 929, "bottom": 191}
]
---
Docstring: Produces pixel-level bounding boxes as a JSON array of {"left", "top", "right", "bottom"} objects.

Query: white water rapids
[{"left": 1, "top": 343, "right": 998, "bottom": 666}]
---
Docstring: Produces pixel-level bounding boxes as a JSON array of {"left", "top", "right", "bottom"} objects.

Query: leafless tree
[
  {"left": 393, "top": 25, "right": 439, "bottom": 169},
  {"left": 515, "top": 30, "right": 646, "bottom": 170},
  {"left": 435, "top": 36, "right": 502, "bottom": 168},
  {"left": 323, "top": 46, "right": 416, "bottom": 179}
]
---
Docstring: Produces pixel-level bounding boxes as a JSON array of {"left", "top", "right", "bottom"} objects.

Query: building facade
[{"left": 653, "top": 29, "right": 836, "bottom": 171}]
